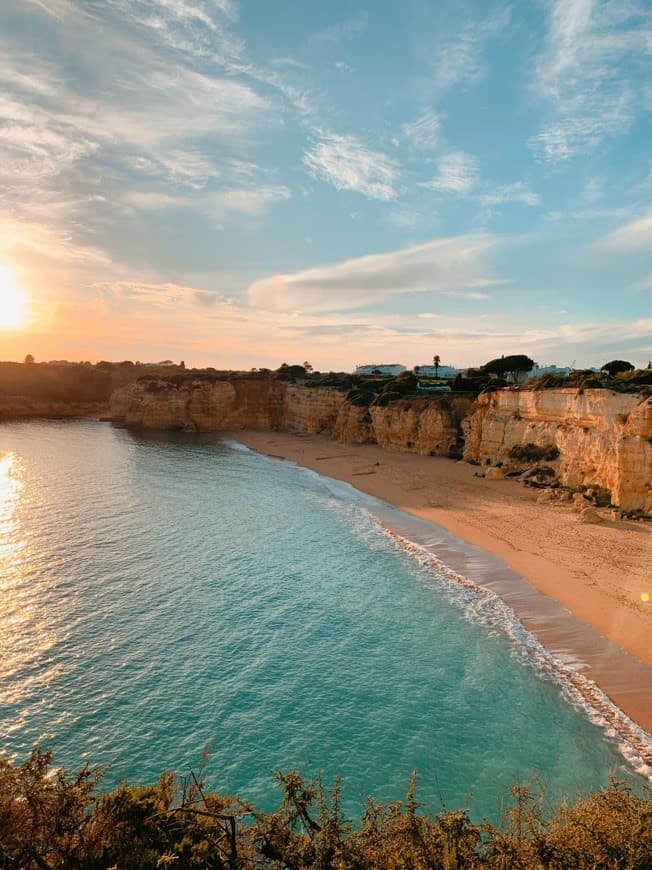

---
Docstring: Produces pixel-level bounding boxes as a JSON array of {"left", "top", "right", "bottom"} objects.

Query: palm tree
[{"left": 433, "top": 354, "right": 440, "bottom": 377}]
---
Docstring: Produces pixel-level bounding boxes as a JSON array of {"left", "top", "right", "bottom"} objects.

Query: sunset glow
[{"left": 0, "top": 267, "right": 28, "bottom": 332}]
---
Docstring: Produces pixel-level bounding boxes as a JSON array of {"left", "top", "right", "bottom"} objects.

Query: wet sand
[{"left": 232, "top": 431, "right": 652, "bottom": 740}]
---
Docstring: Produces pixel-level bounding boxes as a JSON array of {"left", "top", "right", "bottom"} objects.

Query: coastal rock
[
  {"left": 572, "top": 493, "right": 589, "bottom": 512},
  {"left": 110, "top": 380, "right": 652, "bottom": 511},
  {"left": 368, "top": 397, "right": 472, "bottom": 456},
  {"left": 579, "top": 507, "right": 604, "bottom": 524},
  {"left": 110, "top": 380, "right": 473, "bottom": 457},
  {"left": 463, "top": 389, "right": 652, "bottom": 511}
]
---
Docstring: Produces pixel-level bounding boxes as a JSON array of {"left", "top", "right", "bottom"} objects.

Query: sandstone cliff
[
  {"left": 110, "top": 379, "right": 651, "bottom": 510},
  {"left": 463, "top": 388, "right": 652, "bottom": 511},
  {"left": 110, "top": 378, "right": 472, "bottom": 458}
]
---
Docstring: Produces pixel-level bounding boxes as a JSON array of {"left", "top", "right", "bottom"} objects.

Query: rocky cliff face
[
  {"left": 110, "top": 379, "right": 286, "bottom": 431},
  {"left": 463, "top": 388, "right": 652, "bottom": 511},
  {"left": 110, "top": 379, "right": 472, "bottom": 458},
  {"left": 110, "top": 380, "right": 651, "bottom": 510}
]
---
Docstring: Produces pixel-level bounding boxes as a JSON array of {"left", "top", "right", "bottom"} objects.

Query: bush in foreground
[{"left": 1, "top": 750, "right": 651, "bottom": 868}]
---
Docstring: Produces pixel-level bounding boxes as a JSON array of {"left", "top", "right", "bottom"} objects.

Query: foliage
[
  {"left": 508, "top": 443, "right": 560, "bottom": 463},
  {"left": 481, "top": 355, "right": 535, "bottom": 382},
  {"left": 601, "top": 359, "right": 635, "bottom": 377},
  {"left": 615, "top": 368, "right": 652, "bottom": 386},
  {"left": 24, "top": 353, "right": 35, "bottom": 364},
  {"left": 275, "top": 363, "right": 308, "bottom": 380},
  {"left": 1, "top": 752, "right": 651, "bottom": 869}
]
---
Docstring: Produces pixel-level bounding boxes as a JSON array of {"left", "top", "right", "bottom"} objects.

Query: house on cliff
[
  {"left": 354, "top": 363, "right": 406, "bottom": 377},
  {"left": 414, "top": 363, "right": 459, "bottom": 392}
]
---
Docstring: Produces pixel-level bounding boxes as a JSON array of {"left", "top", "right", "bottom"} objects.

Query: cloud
[
  {"left": 478, "top": 181, "right": 541, "bottom": 207},
  {"left": 530, "top": 0, "right": 651, "bottom": 162},
  {"left": 315, "top": 12, "right": 368, "bottom": 43},
  {"left": 427, "top": 6, "right": 511, "bottom": 97},
  {"left": 420, "top": 152, "right": 479, "bottom": 194},
  {"left": 0, "top": 214, "right": 110, "bottom": 265},
  {"left": 633, "top": 273, "right": 652, "bottom": 291},
  {"left": 248, "top": 234, "right": 497, "bottom": 313},
  {"left": 123, "top": 184, "right": 291, "bottom": 218},
  {"left": 401, "top": 109, "right": 443, "bottom": 150},
  {"left": 304, "top": 132, "right": 399, "bottom": 200},
  {"left": 106, "top": 0, "right": 242, "bottom": 61},
  {"left": 596, "top": 214, "right": 652, "bottom": 251},
  {"left": 93, "top": 280, "right": 235, "bottom": 310},
  {"left": 582, "top": 175, "right": 603, "bottom": 203}
]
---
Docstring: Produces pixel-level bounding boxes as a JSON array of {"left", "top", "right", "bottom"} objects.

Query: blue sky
[{"left": 0, "top": 0, "right": 650, "bottom": 369}]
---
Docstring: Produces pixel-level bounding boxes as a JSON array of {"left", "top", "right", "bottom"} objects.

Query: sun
[{"left": 0, "top": 266, "right": 29, "bottom": 330}]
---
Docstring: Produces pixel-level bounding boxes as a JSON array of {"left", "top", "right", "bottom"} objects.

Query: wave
[
  {"left": 380, "top": 524, "right": 652, "bottom": 782},
  {"left": 224, "top": 437, "right": 652, "bottom": 784}
]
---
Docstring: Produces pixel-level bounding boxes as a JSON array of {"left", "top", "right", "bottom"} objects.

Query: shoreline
[{"left": 231, "top": 430, "right": 652, "bottom": 745}]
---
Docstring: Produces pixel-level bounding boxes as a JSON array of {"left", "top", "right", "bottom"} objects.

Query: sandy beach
[{"left": 233, "top": 430, "right": 652, "bottom": 739}]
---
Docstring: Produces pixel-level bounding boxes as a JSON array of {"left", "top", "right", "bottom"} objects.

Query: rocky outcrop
[
  {"left": 110, "top": 379, "right": 651, "bottom": 510},
  {"left": 463, "top": 389, "right": 652, "bottom": 511},
  {"left": 368, "top": 398, "right": 470, "bottom": 456},
  {"left": 110, "top": 379, "right": 472, "bottom": 457},
  {"left": 111, "top": 379, "right": 286, "bottom": 431}
]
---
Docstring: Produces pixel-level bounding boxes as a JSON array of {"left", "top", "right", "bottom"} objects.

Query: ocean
[{"left": 0, "top": 420, "right": 646, "bottom": 820}]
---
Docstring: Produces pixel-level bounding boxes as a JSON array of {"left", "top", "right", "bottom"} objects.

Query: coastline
[{"left": 231, "top": 430, "right": 652, "bottom": 743}]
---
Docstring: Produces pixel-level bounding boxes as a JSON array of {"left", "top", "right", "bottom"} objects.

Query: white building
[
  {"left": 354, "top": 363, "right": 406, "bottom": 377},
  {"left": 413, "top": 364, "right": 458, "bottom": 379},
  {"left": 525, "top": 363, "right": 573, "bottom": 379}
]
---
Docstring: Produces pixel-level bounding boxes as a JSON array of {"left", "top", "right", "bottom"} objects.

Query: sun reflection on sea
[{"left": 0, "top": 451, "right": 58, "bottom": 713}]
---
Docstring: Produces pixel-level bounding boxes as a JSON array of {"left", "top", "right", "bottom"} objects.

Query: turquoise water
[{"left": 0, "top": 420, "right": 643, "bottom": 820}]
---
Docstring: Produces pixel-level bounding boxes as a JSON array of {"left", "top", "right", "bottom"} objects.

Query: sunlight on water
[{"left": 0, "top": 450, "right": 58, "bottom": 728}]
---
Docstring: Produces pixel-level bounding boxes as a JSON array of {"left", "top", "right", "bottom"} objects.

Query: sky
[{"left": 0, "top": 0, "right": 650, "bottom": 371}]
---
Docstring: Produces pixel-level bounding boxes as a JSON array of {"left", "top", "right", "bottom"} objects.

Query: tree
[
  {"left": 482, "top": 354, "right": 534, "bottom": 383},
  {"left": 24, "top": 353, "right": 35, "bottom": 364},
  {"left": 303, "top": 361, "right": 313, "bottom": 374},
  {"left": 433, "top": 354, "right": 441, "bottom": 376},
  {"left": 600, "top": 360, "right": 634, "bottom": 377}
]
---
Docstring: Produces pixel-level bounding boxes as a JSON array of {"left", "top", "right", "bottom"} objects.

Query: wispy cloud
[
  {"left": 304, "top": 132, "right": 399, "bottom": 200},
  {"left": 596, "top": 213, "right": 652, "bottom": 251},
  {"left": 0, "top": 213, "right": 110, "bottom": 265},
  {"left": 478, "top": 181, "right": 540, "bottom": 207},
  {"left": 420, "top": 151, "right": 479, "bottom": 194},
  {"left": 401, "top": 109, "right": 443, "bottom": 150},
  {"left": 530, "top": 0, "right": 651, "bottom": 162},
  {"left": 427, "top": 5, "right": 511, "bottom": 97},
  {"left": 248, "top": 234, "right": 497, "bottom": 313},
  {"left": 314, "top": 12, "right": 368, "bottom": 43},
  {"left": 123, "top": 184, "right": 291, "bottom": 218},
  {"left": 93, "top": 279, "right": 236, "bottom": 310}
]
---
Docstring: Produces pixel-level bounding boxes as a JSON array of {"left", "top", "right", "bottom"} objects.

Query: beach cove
[
  {"left": 2, "top": 419, "right": 650, "bottom": 820},
  {"left": 233, "top": 430, "right": 652, "bottom": 745}
]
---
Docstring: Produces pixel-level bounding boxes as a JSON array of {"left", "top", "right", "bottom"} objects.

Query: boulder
[
  {"left": 485, "top": 466, "right": 506, "bottom": 480},
  {"left": 579, "top": 507, "right": 604, "bottom": 524},
  {"left": 572, "top": 492, "right": 589, "bottom": 512}
]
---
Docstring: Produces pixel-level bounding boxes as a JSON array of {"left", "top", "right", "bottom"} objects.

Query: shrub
[
  {"left": 509, "top": 443, "right": 560, "bottom": 462},
  {"left": 1, "top": 753, "right": 651, "bottom": 869}
]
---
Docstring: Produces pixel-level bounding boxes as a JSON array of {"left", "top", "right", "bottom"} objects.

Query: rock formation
[
  {"left": 462, "top": 388, "right": 652, "bottom": 512},
  {"left": 109, "top": 379, "right": 652, "bottom": 511}
]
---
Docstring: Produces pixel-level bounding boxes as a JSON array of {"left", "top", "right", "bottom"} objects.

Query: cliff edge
[{"left": 110, "top": 378, "right": 652, "bottom": 511}]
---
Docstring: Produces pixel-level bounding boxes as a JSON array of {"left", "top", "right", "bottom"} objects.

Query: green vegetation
[
  {"left": 508, "top": 443, "right": 560, "bottom": 463},
  {"left": 523, "top": 367, "right": 652, "bottom": 393},
  {"left": 1, "top": 750, "right": 650, "bottom": 869},
  {"left": 600, "top": 360, "right": 635, "bottom": 377},
  {"left": 481, "top": 355, "right": 535, "bottom": 383}
]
